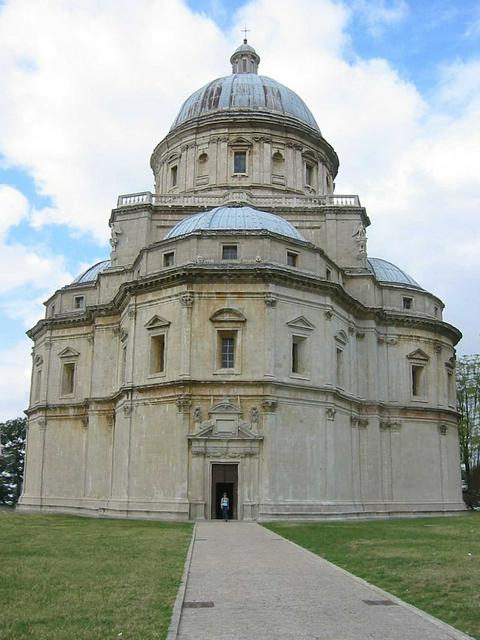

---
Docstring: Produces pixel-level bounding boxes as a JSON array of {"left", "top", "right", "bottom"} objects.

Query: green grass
[
  {"left": 265, "top": 514, "right": 480, "bottom": 639},
  {"left": 0, "top": 512, "right": 192, "bottom": 640}
]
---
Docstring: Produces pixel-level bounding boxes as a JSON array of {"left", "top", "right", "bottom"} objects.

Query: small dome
[
  {"left": 171, "top": 74, "right": 320, "bottom": 132},
  {"left": 73, "top": 260, "right": 111, "bottom": 284},
  {"left": 368, "top": 258, "right": 422, "bottom": 288},
  {"left": 233, "top": 40, "right": 257, "bottom": 55},
  {"left": 165, "top": 206, "right": 306, "bottom": 241}
]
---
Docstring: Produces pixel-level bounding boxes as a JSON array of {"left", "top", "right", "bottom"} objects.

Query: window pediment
[
  {"left": 58, "top": 347, "right": 80, "bottom": 359},
  {"left": 335, "top": 330, "right": 348, "bottom": 345},
  {"left": 287, "top": 316, "right": 315, "bottom": 331},
  {"left": 145, "top": 315, "right": 171, "bottom": 330},
  {"left": 210, "top": 308, "right": 246, "bottom": 323},
  {"left": 228, "top": 136, "right": 252, "bottom": 147},
  {"left": 407, "top": 348, "right": 430, "bottom": 362}
]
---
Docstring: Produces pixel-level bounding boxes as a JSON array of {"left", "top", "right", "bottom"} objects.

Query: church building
[{"left": 19, "top": 41, "right": 465, "bottom": 520}]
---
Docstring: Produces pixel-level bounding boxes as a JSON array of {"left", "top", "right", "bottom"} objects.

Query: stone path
[{"left": 176, "top": 521, "right": 471, "bottom": 640}]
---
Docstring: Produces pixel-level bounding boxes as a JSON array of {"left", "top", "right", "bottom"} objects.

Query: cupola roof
[
  {"left": 164, "top": 206, "right": 306, "bottom": 241},
  {"left": 170, "top": 41, "right": 319, "bottom": 132}
]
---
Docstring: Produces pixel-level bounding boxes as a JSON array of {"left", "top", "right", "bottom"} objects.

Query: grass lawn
[
  {"left": 0, "top": 512, "right": 192, "bottom": 640},
  {"left": 265, "top": 513, "right": 480, "bottom": 639}
]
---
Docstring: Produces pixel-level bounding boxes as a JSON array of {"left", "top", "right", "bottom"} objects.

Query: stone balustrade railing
[{"left": 116, "top": 191, "right": 361, "bottom": 209}]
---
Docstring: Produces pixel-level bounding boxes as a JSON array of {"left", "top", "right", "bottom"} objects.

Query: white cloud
[
  {"left": 351, "top": 0, "right": 409, "bottom": 35},
  {"left": 0, "top": 0, "right": 228, "bottom": 242},
  {"left": 0, "top": 339, "right": 31, "bottom": 421},
  {"left": 0, "top": 184, "right": 29, "bottom": 235}
]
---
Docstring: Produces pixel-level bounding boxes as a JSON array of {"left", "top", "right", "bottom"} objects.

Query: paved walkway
[{"left": 176, "top": 521, "right": 471, "bottom": 640}]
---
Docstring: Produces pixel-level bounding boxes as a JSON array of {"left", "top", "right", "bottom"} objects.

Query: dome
[
  {"left": 171, "top": 74, "right": 319, "bottom": 132},
  {"left": 73, "top": 260, "right": 111, "bottom": 284},
  {"left": 368, "top": 258, "right": 422, "bottom": 288},
  {"left": 170, "top": 40, "right": 319, "bottom": 133},
  {"left": 165, "top": 206, "right": 306, "bottom": 241}
]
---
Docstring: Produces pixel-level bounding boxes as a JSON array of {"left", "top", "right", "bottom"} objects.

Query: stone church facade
[{"left": 19, "top": 41, "right": 465, "bottom": 520}]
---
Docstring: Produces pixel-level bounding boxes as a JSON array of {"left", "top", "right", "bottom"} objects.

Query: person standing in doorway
[{"left": 220, "top": 492, "right": 229, "bottom": 522}]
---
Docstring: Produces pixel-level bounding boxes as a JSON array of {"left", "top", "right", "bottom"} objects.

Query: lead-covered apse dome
[
  {"left": 165, "top": 206, "right": 306, "bottom": 241},
  {"left": 170, "top": 40, "right": 320, "bottom": 133},
  {"left": 368, "top": 258, "right": 422, "bottom": 288}
]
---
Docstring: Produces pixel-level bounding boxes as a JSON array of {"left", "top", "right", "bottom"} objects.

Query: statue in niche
[
  {"left": 352, "top": 223, "right": 367, "bottom": 258},
  {"left": 110, "top": 222, "right": 123, "bottom": 249}
]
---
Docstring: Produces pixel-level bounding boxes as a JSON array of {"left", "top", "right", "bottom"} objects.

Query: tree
[
  {"left": 456, "top": 355, "right": 480, "bottom": 490},
  {"left": 0, "top": 417, "right": 27, "bottom": 506}
]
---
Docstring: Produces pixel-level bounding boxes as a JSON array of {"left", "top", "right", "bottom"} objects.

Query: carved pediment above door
[{"left": 188, "top": 398, "right": 263, "bottom": 449}]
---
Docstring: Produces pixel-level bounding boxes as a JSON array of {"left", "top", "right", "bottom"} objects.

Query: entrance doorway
[{"left": 211, "top": 463, "right": 238, "bottom": 520}]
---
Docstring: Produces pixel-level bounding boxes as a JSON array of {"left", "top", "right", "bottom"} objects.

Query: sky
[{"left": 0, "top": 0, "right": 479, "bottom": 420}]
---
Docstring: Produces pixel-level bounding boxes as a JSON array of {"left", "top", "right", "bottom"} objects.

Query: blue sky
[{"left": 0, "top": 0, "right": 479, "bottom": 419}]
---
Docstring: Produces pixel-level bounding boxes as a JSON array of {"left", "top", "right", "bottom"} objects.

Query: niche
[{"left": 272, "top": 150, "right": 285, "bottom": 185}]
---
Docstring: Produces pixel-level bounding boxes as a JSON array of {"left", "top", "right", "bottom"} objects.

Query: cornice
[
  {"left": 27, "top": 262, "right": 461, "bottom": 345},
  {"left": 25, "top": 379, "right": 459, "bottom": 423}
]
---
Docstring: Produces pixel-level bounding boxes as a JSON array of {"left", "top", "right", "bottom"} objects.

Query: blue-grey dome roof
[
  {"left": 171, "top": 74, "right": 320, "bottom": 132},
  {"left": 73, "top": 260, "right": 111, "bottom": 284},
  {"left": 165, "top": 206, "right": 306, "bottom": 241},
  {"left": 368, "top": 258, "right": 422, "bottom": 288}
]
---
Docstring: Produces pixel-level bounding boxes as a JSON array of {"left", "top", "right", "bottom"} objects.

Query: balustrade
[{"left": 116, "top": 191, "right": 361, "bottom": 208}]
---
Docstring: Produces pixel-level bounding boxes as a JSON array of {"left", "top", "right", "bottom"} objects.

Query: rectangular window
[
  {"left": 403, "top": 297, "right": 413, "bottom": 310},
  {"left": 447, "top": 371, "right": 455, "bottom": 405},
  {"left": 163, "top": 251, "right": 175, "bottom": 267},
  {"left": 336, "top": 348, "right": 344, "bottom": 386},
  {"left": 62, "top": 362, "right": 76, "bottom": 396},
  {"left": 50, "top": 304, "right": 56, "bottom": 317},
  {"left": 150, "top": 334, "right": 165, "bottom": 374},
  {"left": 411, "top": 365, "right": 423, "bottom": 396},
  {"left": 287, "top": 251, "right": 298, "bottom": 267},
  {"left": 434, "top": 305, "right": 439, "bottom": 317},
  {"left": 221, "top": 335, "right": 235, "bottom": 369},
  {"left": 121, "top": 345, "right": 127, "bottom": 383},
  {"left": 170, "top": 165, "right": 178, "bottom": 187},
  {"left": 222, "top": 245, "right": 238, "bottom": 260},
  {"left": 234, "top": 151, "right": 246, "bottom": 174},
  {"left": 74, "top": 296, "right": 85, "bottom": 310},
  {"left": 291, "top": 336, "right": 306, "bottom": 374},
  {"left": 34, "top": 369, "right": 42, "bottom": 402},
  {"left": 305, "top": 163, "right": 314, "bottom": 186},
  {"left": 326, "top": 268, "right": 331, "bottom": 281}
]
